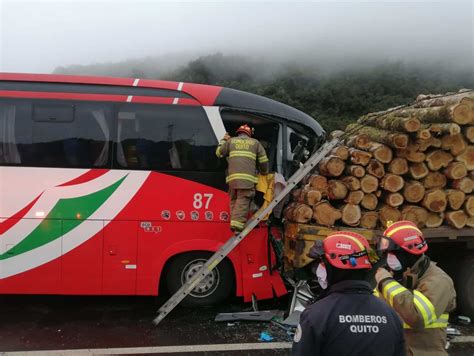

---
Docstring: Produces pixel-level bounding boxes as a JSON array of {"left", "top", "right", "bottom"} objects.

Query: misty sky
[{"left": 0, "top": 0, "right": 472, "bottom": 74}]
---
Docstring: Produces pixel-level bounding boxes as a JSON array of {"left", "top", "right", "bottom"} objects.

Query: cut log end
[
  {"left": 345, "top": 190, "right": 365, "bottom": 205},
  {"left": 284, "top": 203, "right": 313, "bottom": 224},
  {"left": 313, "top": 201, "right": 342, "bottom": 227},
  {"left": 360, "top": 211, "right": 379, "bottom": 229},
  {"left": 341, "top": 204, "right": 362, "bottom": 226},
  {"left": 426, "top": 212, "right": 444, "bottom": 228},
  {"left": 361, "top": 193, "right": 378, "bottom": 210},
  {"left": 319, "top": 156, "right": 346, "bottom": 177},
  {"left": 388, "top": 158, "right": 409, "bottom": 175},
  {"left": 380, "top": 174, "right": 405, "bottom": 193},
  {"left": 401, "top": 205, "right": 429, "bottom": 228},
  {"left": 385, "top": 193, "right": 404, "bottom": 207},
  {"left": 379, "top": 206, "right": 402, "bottom": 228},
  {"left": 360, "top": 175, "right": 379, "bottom": 194},
  {"left": 403, "top": 180, "right": 426, "bottom": 203},
  {"left": 422, "top": 189, "right": 447, "bottom": 213},
  {"left": 445, "top": 210, "right": 468, "bottom": 229}
]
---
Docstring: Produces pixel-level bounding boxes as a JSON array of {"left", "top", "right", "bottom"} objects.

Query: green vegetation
[{"left": 55, "top": 53, "right": 474, "bottom": 132}]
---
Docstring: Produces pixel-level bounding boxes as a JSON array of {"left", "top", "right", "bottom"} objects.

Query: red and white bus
[{"left": 0, "top": 73, "right": 324, "bottom": 306}]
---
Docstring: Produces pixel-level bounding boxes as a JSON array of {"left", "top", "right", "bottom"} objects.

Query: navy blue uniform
[{"left": 292, "top": 280, "right": 405, "bottom": 356}]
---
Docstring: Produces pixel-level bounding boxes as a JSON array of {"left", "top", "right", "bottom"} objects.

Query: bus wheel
[
  {"left": 166, "top": 252, "right": 234, "bottom": 307},
  {"left": 457, "top": 253, "right": 474, "bottom": 319}
]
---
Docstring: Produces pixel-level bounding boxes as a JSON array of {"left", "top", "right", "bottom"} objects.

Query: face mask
[
  {"left": 387, "top": 253, "right": 402, "bottom": 271},
  {"left": 316, "top": 263, "right": 328, "bottom": 290}
]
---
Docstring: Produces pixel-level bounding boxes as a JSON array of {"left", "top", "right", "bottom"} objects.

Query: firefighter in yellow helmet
[
  {"left": 216, "top": 124, "right": 269, "bottom": 232},
  {"left": 375, "top": 221, "right": 456, "bottom": 356}
]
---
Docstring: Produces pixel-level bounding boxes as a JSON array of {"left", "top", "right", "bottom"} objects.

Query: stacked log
[{"left": 283, "top": 89, "right": 474, "bottom": 229}]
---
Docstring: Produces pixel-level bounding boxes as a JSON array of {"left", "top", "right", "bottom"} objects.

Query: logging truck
[{"left": 284, "top": 90, "right": 474, "bottom": 318}]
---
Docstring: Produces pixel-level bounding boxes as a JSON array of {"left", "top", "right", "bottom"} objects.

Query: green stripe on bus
[{"left": 0, "top": 176, "right": 126, "bottom": 260}]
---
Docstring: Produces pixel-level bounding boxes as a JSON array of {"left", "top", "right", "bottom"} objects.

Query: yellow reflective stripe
[
  {"left": 229, "top": 151, "right": 257, "bottom": 159},
  {"left": 382, "top": 281, "right": 407, "bottom": 306},
  {"left": 373, "top": 288, "right": 380, "bottom": 297},
  {"left": 386, "top": 224, "right": 422, "bottom": 237},
  {"left": 216, "top": 146, "right": 223, "bottom": 158},
  {"left": 331, "top": 233, "right": 365, "bottom": 251},
  {"left": 430, "top": 314, "right": 449, "bottom": 328},
  {"left": 226, "top": 173, "right": 258, "bottom": 183},
  {"left": 258, "top": 154, "right": 269, "bottom": 163},
  {"left": 413, "top": 290, "right": 436, "bottom": 327},
  {"left": 230, "top": 220, "right": 245, "bottom": 228},
  {"left": 403, "top": 313, "right": 449, "bottom": 329}
]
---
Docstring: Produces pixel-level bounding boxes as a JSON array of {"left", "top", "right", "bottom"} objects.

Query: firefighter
[
  {"left": 375, "top": 220, "right": 456, "bottom": 356},
  {"left": 216, "top": 124, "right": 269, "bottom": 232},
  {"left": 292, "top": 231, "right": 405, "bottom": 356}
]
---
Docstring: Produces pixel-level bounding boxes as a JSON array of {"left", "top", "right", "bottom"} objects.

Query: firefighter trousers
[{"left": 229, "top": 188, "right": 255, "bottom": 232}]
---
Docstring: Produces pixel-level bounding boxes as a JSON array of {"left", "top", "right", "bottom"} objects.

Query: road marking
[
  {"left": 2, "top": 342, "right": 293, "bottom": 355},
  {"left": 3, "top": 337, "right": 474, "bottom": 355},
  {"left": 451, "top": 335, "right": 474, "bottom": 343}
]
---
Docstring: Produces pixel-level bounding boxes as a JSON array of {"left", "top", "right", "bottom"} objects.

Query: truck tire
[
  {"left": 166, "top": 252, "right": 234, "bottom": 307},
  {"left": 456, "top": 253, "right": 474, "bottom": 319}
]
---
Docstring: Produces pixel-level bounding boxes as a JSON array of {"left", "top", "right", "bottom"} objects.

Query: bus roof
[{"left": 0, "top": 72, "right": 324, "bottom": 136}]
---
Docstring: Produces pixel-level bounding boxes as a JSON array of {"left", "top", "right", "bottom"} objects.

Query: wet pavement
[
  {"left": 0, "top": 295, "right": 292, "bottom": 354},
  {"left": 0, "top": 295, "right": 472, "bottom": 355}
]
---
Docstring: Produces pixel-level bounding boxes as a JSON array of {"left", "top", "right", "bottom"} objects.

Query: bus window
[
  {"left": 0, "top": 99, "right": 112, "bottom": 168},
  {"left": 0, "top": 102, "right": 22, "bottom": 164},
  {"left": 284, "top": 125, "right": 312, "bottom": 178},
  {"left": 220, "top": 110, "right": 281, "bottom": 174},
  {"left": 115, "top": 104, "right": 222, "bottom": 172}
]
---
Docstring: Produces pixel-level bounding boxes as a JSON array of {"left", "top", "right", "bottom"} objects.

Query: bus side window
[
  {"left": 0, "top": 101, "right": 23, "bottom": 164},
  {"left": 0, "top": 99, "right": 112, "bottom": 168},
  {"left": 115, "top": 104, "right": 221, "bottom": 172}
]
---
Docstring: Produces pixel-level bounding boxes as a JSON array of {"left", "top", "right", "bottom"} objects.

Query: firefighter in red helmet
[
  {"left": 375, "top": 220, "right": 456, "bottom": 356},
  {"left": 216, "top": 124, "right": 269, "bottom": 232},
  {"left": 292, "top": 231, "right": 405, "bottom": 356}
]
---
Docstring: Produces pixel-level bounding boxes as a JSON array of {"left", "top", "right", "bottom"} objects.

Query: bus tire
[
  {"left": 165, "top": 252, "right": 234, "bottom": 307},
  {"left": 456, "top": 253, "right": 474, "bottom": 319}
]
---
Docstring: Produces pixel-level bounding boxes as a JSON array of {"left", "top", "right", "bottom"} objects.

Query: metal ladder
[{"left": 153, "top": 138, "right": 340, "bottom": 325}]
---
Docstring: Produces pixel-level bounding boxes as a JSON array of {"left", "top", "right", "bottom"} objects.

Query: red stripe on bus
[
  {"left": 0, "top": 193, "right": 43, "bottom": 235},
  {"left": 57, "top": 169, "right": 110, "bottom": 187}
]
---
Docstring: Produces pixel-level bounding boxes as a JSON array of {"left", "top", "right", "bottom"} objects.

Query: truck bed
[{"left": 283, "top": 223, "right": 474, "bottom": 271}]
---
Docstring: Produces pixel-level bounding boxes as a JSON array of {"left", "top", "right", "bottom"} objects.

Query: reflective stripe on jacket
[
  {"left": 216, "top": 135, "right": 269, "bottom": 189},
  {"left": 378, "top": 258, "right": 456, "bottom": 355}
]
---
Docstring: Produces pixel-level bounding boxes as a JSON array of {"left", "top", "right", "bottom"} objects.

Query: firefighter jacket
[
  {"left": 216, "top": 135, "right": 269, "bottom": 189},
  {"left": 292, "top": 280, "right": 405, "bottom": 356},
  {"left": 377, "top": 256, "right": 456, "bottom": 356}
]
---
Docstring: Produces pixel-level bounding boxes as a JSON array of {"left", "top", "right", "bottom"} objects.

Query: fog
[{"left": 0, "top": 0, "right": 472, "bottom": 74}]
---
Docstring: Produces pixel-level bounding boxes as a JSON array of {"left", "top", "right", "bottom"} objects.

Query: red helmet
[
  {"left": 379, "top": 220, "right": 427, "bottom": 255},
  {"left": 309, "top": 231, "right": 372, "bottom": 270},
  {"left": 236, "top": 124, "right": 253, "bottom": 137}
]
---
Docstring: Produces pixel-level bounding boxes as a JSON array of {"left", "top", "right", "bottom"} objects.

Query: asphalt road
[{"left": 0, "top": 295, "right": 472, "bottom": 355}]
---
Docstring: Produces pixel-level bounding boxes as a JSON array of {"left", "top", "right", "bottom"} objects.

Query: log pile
[{"left": 284, "top": 89, "right": 474, "bottom": 229}]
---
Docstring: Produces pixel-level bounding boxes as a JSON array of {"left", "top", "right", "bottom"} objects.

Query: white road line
[
  {"left": 451, "top": 335, "right": 474, "bottom": 343},
  {"left": 1, "top": 342, "right": 292, "bottom": 355}
]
